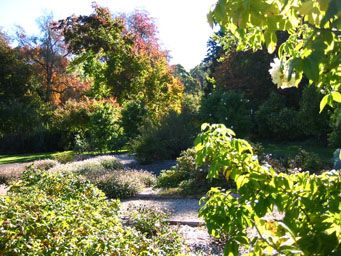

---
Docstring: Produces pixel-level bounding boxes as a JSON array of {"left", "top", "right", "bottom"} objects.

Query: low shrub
[
  {"left": 126, "top": 206, "right": 184, "bottom": 255},
  {"left": 0, "top": 167, "right": 23, "bottom": 185},
  {"left": 0, "top": 169, "right": 184, "bottom": 255},
  {"left": 51, "top": 150, "right": 76, "bottom": 163},
  {"left": 157, "top": 169, "right": 189, "bottom": 188},
  {"left": 289, "top": 148, "right": 324, "bottom": 172},
  {"left": 95, "top": 169, "right": 156, "bottom": 199},
  {"left": 49, "top": 155, "right": 123, "bottom": 177},
  {"left": 32, "top": 159, "right": 59, "bottom": 170},
  {"left": 156, "top": 148, "right": 228, "bottom": 195}
]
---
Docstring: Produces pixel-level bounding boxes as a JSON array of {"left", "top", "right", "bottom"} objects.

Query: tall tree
[
  {"left": 17, "top": 15, "right": 88, "bottom": 104},
  {"left": 55, "top": 5, "right": 183, "bottom": 119}
]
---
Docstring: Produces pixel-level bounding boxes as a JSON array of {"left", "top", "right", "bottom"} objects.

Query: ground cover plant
[{"left": 0, "top": 169, "right": 185, "bottom": 255}]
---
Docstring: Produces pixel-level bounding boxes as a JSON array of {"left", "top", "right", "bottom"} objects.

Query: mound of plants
[
  {"left": 49, "top": 155, "right": 124, "bottom": 176},
  {"left": 126, "top": 206, "right": 184, "bottom": 254},
  {"left": 49, "top": 156, "right": 155, "bottom": 199},
  {"left": 156, "top": 148, "right": 229, "bottom": 196},
  {"left": 94, "top": 169, "right": 156, "bottom": 199},
  {"left": 0, "top": 169, "right": 184, "bottom": 255}
]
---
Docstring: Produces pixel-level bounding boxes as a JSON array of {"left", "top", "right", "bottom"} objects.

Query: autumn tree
[
  {"left": 17, "top": 15, "right": 89, "bottom": 105},
  {"left": 55, "top": 5, "right": 183, "bottom": 119}
]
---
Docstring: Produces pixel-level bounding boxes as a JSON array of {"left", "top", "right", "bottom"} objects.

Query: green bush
[
  {"left": 256, "top": 92, "right": 302, "bottom": 140},
  {"left": 121, "top": 100, "right": 148, "bottom": 139},
  {"left": 156, "top": 148, "right": 228, "bottom": 195},
  {"left": 126, "top": 206, "right": 184, "bottom": 255},
  {"left": 289, "top": 148, "right": 324, "bottom": 172},
  {"left": 95, "top": 169, "right": 156, "bottom": 199},
  {"left": 130, "top": 110, "right": 199, "bottom": 164},
  {"left": 0, "top": 169, "right": 184, "bottom": 255},
  {"left": 157, "top": 169, "right": 190, "bottom": 188},
  {"left": 55, "top": 100, "right": 125, "bottom": 152},
  {"left": 200, "top": 90, "right": 252, "bottom": 137},
  {"left": 298, "top": 86, "right": 330, "bottom": 140},
  {"left": 328, "top": 105, "right": 341, "bottom": 147}
]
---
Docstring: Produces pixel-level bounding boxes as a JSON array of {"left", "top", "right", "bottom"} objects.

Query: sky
[{"left": 0, "top": 0, "right": 217, "bottom": 70}]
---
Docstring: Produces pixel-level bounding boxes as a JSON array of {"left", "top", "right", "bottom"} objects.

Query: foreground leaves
[{"left": 195, "top": 123, "right": 341, "bottom": 255}]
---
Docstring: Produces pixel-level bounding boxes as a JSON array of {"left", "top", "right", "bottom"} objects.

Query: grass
[
  {"left": 0, "top": 149, "right": 128, "bottom": 165},
  {"left": 0, "top": 152, "right": 62, "bottom": 165},
  {"left": 259, "top": 140, "right": 334, "bottom": 163}
]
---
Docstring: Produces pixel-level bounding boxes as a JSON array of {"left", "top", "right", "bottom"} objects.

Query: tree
[
  {"left": 172, "top": 64, "right": 200, "bottom": 93},
  {"left": 55, "top": 5, "right": 183, "bottom": 119},
  {"left": 208, "top": 0, "right": 340, "bottom": 111},
  {"left": 17, "top": 15, "right": 89, "bottom": 104}
]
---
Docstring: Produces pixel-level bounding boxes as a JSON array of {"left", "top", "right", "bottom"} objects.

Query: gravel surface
[
  {"left": 121, "top": 198, "right": 202, "bottom": 222},
  {"left": 179, "top": 225, "right": 224, "bottom": 255},
  {"left": 115, "top": 153, "right": 176, "bottom": 175}
]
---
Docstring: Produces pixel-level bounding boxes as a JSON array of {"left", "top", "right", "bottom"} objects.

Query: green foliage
[
  {"left": 95, "top": 169, "right": 156, "bottom": 199},
  {"left": 0, "top": 169, "right": 184, "bottom": 255},
  {"left": 126, "top": 206, "right": 184, "bottom": 255},
  {"left": 130, "top": 110, "right": 199, "bottom": 164},
  {"left": 173, "top": 64, "right": 201, "bottom": 94},
  {"left": 328, "top": 105, "right": 341, "bottom": 147},
  {"left": 208, "top": 0, "right": 340, "bottom": 109},
  {"left": 256, "top": 92, "right": 302, "bottom": 140},
  {"left": 156, "top": 148, "right": 228, "bottom": 195},
  {"left": 55, "top": 99, "right": 124, "bottom": 152},
  {"left": 200, "top": 90, "right": 252, "bottom": 137},
  {"left": 289, "top": 148, "right": 324, "bottom": 172},
  {"left": 59, "top": 6, "right": 183, "bottom": 119},
  {"left": 195, "top": 123, "right": 341, "bottom": 255},
  {"left": 121, "top": 100, "right": 148, "bottom": 139},
  {"left": 298, "top": 86, "right": 331, "bottom": 139}
]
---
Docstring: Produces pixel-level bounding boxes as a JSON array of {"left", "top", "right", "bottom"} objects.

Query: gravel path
[{"left": 121, "top": 198, "right": 203, "bottom": 223}]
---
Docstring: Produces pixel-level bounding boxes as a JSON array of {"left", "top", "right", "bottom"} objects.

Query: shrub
[
  {"left": 126, "top": 206, "right": 184, "bottom": 255},
  {"left": 195, "top": 123, "right": 341, "bottom": 255},
  {"left": 52, "top": 150, "right": 76, "bottom": 163},
  {"left": 130, "top": 110, "right": 199, "bottom": 164},
  {"left": 55, "top": 99, "right": 125, "bottom": 152},
  {"left": 0, "top": 167, "right": 23, "bottom": 185},
  {"left": 157, "top": 169, "right": 190, "bottom": 188},
  {"left": 0, "top": 169, "right": 184, "bottom": 255},
  {"left": 289, "top": 148, "right": 324, "bottom": 173},
  {"left": 200, "top": 90, "right": 252, "bottom": 137},
  {"left": 32, "top": 159, "right": 59, "bottom": 170},
  {"left": 121, "top": 100, "right": 148, "bottom": 139},
  {"left": 49, "top": 155, "right": 123, "bottom": 176},
  {"left": 298, "top": 86, "right": 330, "bottom": 140},
  {"left": 256, "top": 92, "right": 302, "bottom": 140},
  {"left": 328, "top": 105, "right": 341, "bottom": 147},
  {"left": 95, "top": 169, "right": 156, "bottom": 199},
  {"left": 156, "top": 148, "right": 228, "bottom": 195}
]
